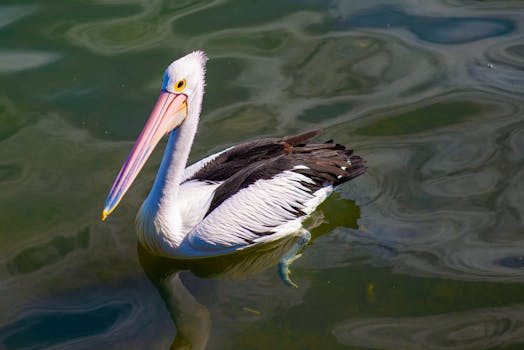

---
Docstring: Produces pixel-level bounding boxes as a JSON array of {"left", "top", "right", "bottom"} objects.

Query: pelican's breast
[
  {"left": 135, "top": 179, "right": 220, "bottom": 255},
  {"left": 176, "top": 179, "right": 220, "bottom": 233}
]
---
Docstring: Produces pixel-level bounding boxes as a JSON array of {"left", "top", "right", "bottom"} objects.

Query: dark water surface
[{"left": 1, "top": 1, "right": 524, "bottom": 349}]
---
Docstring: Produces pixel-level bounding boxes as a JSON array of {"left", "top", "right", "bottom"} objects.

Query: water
[{"left": 1, "top": 0, "right": 523, "bottom": 349}]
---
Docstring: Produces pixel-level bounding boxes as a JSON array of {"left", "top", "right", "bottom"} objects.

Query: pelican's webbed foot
[{"left": 278, "top": 230, "right": 312, "bottom": 288}]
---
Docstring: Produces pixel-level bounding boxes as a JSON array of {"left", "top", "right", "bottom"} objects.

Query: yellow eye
[{"left": 174, "top": 79, "right": 186, "bottom": 92}]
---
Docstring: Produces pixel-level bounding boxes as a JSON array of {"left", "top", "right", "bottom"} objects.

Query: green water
[{"left": 1, "top": 1, "right": 524, "bottom": 349}]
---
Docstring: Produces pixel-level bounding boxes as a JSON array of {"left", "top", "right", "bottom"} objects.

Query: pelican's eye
[{"left": 174, "top": 79, "right": 186, "bottom": 92}]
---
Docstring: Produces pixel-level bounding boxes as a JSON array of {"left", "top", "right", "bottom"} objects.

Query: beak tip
[{"left": 101, "top": 209, "right": 109, "bottom": 221}]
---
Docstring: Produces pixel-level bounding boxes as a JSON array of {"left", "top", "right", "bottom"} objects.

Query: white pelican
[{"left": 102, "top": 51, "right": 366, "bottom": 286}]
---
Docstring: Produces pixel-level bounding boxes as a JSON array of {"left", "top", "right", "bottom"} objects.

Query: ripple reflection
[
  {"left": 0, "top": 5, "right": 38, "bottom": 29},
  {"left": 334, "top": 305, "right": 524, "bottom": 349},
  {"left": 348, "top": 91, "right": 524, "bottom": 282},
  {"left": 346, "top": 5, "right": 515, "bottom": 44},
  {"left": 0, "top": 50, "right": 59, "bottom": 74},
  {"left": 0, "top": 302, "right": 133, "bottom": 349}
]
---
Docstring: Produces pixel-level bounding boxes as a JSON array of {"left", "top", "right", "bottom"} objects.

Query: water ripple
[
  {"left": 345, "top": 4, "right": 516, "bottom": 44},
  {"left": 61, "top": 0, "right": 227, "bottom": 55},
  {"left": 333, "top": 305, "right": 524, "bottom": 349},
  {"left": 473, "top": 38, "right": 524, "bottom": 96},
  {"left": 344, "top": 91, "right": 524, "bottom": 281},
  {"left": 0, "top": 302, "right": 133, "bottom": 349},
  {"left": 0, "top": 50, "right": 59, "bottom": 74},
  {"left": 421, "top": 168, "right": 501, "bottom": 198},
  {"left": 7, "top": 227, "right": 90, "bottom": 275},
  {"left": 0, "top": 278, "right": 174, "bottom": 349},
  {"left": 0, "top": 5, "right": 39, "bottom": 29}
]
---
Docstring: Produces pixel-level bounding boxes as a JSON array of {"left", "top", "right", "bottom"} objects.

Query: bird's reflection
[{"left": 138, "top": 193, "right": 361, "bottom": 349}]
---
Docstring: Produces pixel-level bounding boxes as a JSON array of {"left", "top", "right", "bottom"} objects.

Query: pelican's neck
[
  {"left": 150, "top": 117, "right": 197, "bottom": 209},
  {"left": 137, "top": 91, "right": 203, "bottom": 254}
]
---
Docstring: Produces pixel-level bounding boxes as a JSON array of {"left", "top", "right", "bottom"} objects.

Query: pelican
[{"left": 102, "top": 51, "right": 366, "bottom": 286}]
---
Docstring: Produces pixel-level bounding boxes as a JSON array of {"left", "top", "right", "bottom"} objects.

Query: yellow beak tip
[{"left": 101, "top": 210, "right": 109, "bottom": 221}]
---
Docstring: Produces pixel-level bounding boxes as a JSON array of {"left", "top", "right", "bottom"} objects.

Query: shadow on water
[{"left": 138, "top": 194, "right": 360, "bottom": 350}]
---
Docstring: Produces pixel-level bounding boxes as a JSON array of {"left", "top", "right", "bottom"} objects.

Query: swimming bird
[{"left": 102, "top": 51, "right": 366, "bottom": 286}]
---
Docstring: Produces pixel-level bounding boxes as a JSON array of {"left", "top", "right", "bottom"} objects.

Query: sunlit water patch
[
  {"left": 0, "top": 50, "right": 59, "bottom": 74},
  {"left": 0, "top": 5, "right": 39, "bottom": 29}
]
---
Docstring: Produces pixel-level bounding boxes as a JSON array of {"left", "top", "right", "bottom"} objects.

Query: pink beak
[{"left": 102, "top": 91, "right": 187, "bottom": 220}]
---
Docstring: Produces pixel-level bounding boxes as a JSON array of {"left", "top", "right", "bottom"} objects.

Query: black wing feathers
[
  {"left": 186, "top": 130, "right": 325, "bottom": 182},
  {"left": 197, "top": 130, "right": 367, "bottom": 217},
  {"left": 187, "top": 139, "right": 283, "bottom": 182}
]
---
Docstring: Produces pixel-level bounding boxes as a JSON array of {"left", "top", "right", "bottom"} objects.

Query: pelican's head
[
  {"left": 162, "top": 50, "right": 207, "bottom": 109},
  {"left": 102, "top": 51, "right": 208, "bottom": 220}
]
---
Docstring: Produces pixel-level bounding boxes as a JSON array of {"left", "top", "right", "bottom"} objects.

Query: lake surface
[{"left": 1, "top": 1, "right": 524, "bottom": 349}]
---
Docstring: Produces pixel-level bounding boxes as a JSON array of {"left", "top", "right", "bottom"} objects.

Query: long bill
[{"left": 102, "top": 91, "right": 187, "bottom": 221}]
